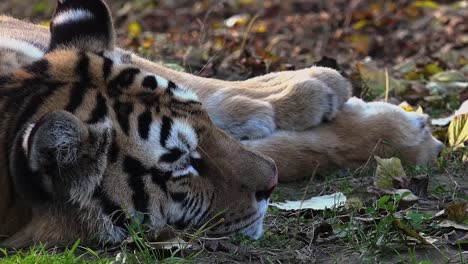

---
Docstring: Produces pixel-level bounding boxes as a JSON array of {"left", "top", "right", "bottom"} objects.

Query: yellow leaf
[
  {"left": 374, "top": 156, "right": 406, "bottom": 188},
  {"left": 398, "top": 101, "right": 424, "bottom": 114},
  {"left": 255, "top": 24, "right": 267, "bottom": 33},
  {"left": 348, "top": 34, "right": 370, "bottom": 55},
  {"left": 448, "top": 114, "right": 468, "bottom": 148},
  {"left": 399, "top": 101, "right": 414, "bottom": 112},
  {"left": 412, "top": 0, "right": 440, "bottom": 9},
  {"left": 128, "top": 21, "right": 142, "bottom": 37},
  {"left": 423, "top": 63, "right": 443, "bottom": 76},
  {"left": 352, "top": 20, "right": 369, "bottom": 30},
  {"left": 238, "top": 0, "right": 255, "bottom": 5}
]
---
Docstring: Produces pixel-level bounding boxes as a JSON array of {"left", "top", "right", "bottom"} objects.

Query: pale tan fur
[{"left": 244, "top": 98, "right": 444, "bottom": 181}]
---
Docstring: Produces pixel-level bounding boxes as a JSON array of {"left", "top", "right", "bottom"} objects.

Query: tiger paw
[
  {"left": 257, "top": 66, "right": 352, "bottom": 131},
  {"left": 205, "top": 95, "right": 276, "bottom": 140}
]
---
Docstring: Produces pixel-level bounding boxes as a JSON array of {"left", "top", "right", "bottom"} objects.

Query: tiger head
[{"left": 2, "top": 0, "right": 277, "bottom": 246}]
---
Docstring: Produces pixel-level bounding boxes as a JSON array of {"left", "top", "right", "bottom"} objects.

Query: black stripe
[
  {"left": 137, "top": 110, "right": 152, "bottom": 140},
  {"left": 170, "top": 192, "right": 188, "bottom": 203},
  {"left": 188, "top": 191, "right": 202, "bottom": 215},
  {"left": 190, "top": 193, "right": 205, "bottom": 225},
  {"left": 168, "top": 81, "right": 177, "bottom": 90},
  {"left": 113, "top": 101, "right": 133, "bottom": 135},
  {"left": 123, "top": 156, "right": 149, "bottom": 214},
  {"left": 138, "top": 92, "right": 160, "bottom": 107},
  {"left": 65, "top": 54, "right": 91, "bottom": 112},
  {"left": 107, "top": 130, "right": 120, "bottom": 164},
  {"left": 198, "top": 192, "right": 215, "bottom": 225},
  {"left": 10, "top": 81, "right": 60, "bottom": 146},
  {"left": 159, "top": 116, "right": 172, "bottom": 147},
  {"left": 191, "top": 158, "right": 207, "bottom": 176},
  {"left": 93, "top": 185, "right": 127, "bottom": 228},
  {"left": 222, "top": 211, "right": 257, "bottom": 228},
  {"left": 170, "top": 98, "right": 202, "bottom": 106},
  {"left": 102, "top": 56, "right": 113, "bottom": 81},
  {"left": 159, "top": 148, "right": 184, "bottom": 163},
  {"left": 182, "top": 193, "right": 194, "bottom": 208},
  {"left": 0, "top": 76, "right": 10, "bottom": 86},
  {"left": 214, "top": 214, "right": 262, "bottom": 236},
  {"left": 87, "top": 92, "right": 108, "bottom": 124},
  {"left": 150, "top": 168, "right": 171, "bottom": 194},
  {"left": 184, "top": 192, "right": 197, "bottom": 212},
  {"left": 11, "top": 130, "right": 51, "bottom": 205},
  {"left": 174, "top": 212, "right": 189, "bottom": 229},
  {"left": 142, "top": 75, "right": 158, "bottom": 90},
  {"left": 107, "top": 68, "right": 140, "bottom": 97},
  {"left": 24, "top": 59, "right": 49, "bottom": 76}
]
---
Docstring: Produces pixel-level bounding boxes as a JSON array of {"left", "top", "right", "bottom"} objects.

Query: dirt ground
[{"left": 1, "top": 0, "right": 467, "bottom": 263}]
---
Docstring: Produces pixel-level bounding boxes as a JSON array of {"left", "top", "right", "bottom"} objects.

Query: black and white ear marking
[{"left": 49, "top": 0, "right": 115, "bottom": 53}]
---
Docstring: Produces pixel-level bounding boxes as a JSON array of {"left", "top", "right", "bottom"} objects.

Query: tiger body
[{"left": 0, "top": 0, "right": 443, "bottom": 248}]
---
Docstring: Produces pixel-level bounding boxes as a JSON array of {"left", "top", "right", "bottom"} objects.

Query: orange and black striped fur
[{"left": 0, "top": 0, "right": 278, "bottom": 247}]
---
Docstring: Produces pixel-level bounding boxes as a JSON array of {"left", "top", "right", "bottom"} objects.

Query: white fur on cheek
[{"left": 53, "top": 9, "right": 94, "bottom": 25}]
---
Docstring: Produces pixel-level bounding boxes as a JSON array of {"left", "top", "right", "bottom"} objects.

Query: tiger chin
[{"left": 0, "top": 0, "right": 278, "bottom": 248}]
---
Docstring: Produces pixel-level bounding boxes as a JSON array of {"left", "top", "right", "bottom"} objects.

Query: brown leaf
[
  {"left": 446, "top": 202, "right": 468, "bottom": 223},
  {"left": 393, "top": 175, "right": 429, "bottom": 198},
  {"left": 312, "top": 221, "right": 334, "bottom": 242}
]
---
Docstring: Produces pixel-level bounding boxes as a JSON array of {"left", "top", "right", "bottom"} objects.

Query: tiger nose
[{"left": 255, "top": 163, "right": 278, "bottom": 201}]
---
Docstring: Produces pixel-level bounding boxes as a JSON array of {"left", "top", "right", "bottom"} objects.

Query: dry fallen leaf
[
  {"left": 448, "top": 113, "right": 468, "bottom": 148},
  {"left": 393, "top": 175, "right": 429, "bottom": 197},
  {"left": 439, "top": 220, "right": 468, "bottom": 231},
  {"left": 374, "top": 156, "right": 407, "bottom": 188},
  {"left": 270, "top": 192, "right": 347, "bottom": 211},
  {"left": 445, "top": 202, "right": 468, "bottom": 223}
]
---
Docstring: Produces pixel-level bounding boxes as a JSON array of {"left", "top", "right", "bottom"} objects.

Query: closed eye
[{"left": 170, "top": 151, "right": 202, "bottom": 177}]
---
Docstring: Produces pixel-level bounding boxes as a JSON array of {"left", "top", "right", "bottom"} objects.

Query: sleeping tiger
[
  {"left": 0, "top": 0, "right": 284, "bottom": 247},
  {"left": 0, "top": 0, "right": 443, "bottom": 248}
]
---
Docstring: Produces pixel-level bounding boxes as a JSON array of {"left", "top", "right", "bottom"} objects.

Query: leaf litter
[{"left": 1, "top": 0, "right": 467, "bottom": 263}]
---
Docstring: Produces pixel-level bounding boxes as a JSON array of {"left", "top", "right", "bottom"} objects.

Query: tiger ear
[
  {"left": 13, "top": 111, "right": 110, "bottom": 206},
  {"left": 48, "top": 0, "right": 115, "bottom": 53}
]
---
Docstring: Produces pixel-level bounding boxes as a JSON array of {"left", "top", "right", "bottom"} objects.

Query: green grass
[{"left": 0, "top": 241, "right": 109, "bottom": 264}]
